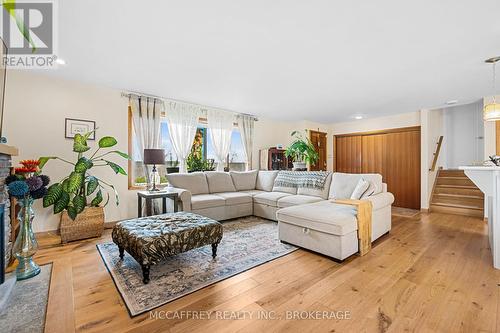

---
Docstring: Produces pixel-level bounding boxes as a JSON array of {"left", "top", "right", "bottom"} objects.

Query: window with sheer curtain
[{"left": 129, "top": 119, "right": 246, "bottom": 187}]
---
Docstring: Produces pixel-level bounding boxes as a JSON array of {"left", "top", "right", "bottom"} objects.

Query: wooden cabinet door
[
  {"left": 310, "top": 130, "right": 327, "bottom": 171},
  {"left": 335, "top": 135, "right": 362, "bottom": 173},
  {"left": 361, "top": 134, "right": 386, "bottom": 175},
  {"left": 384, "top": 130, "right": 421, "bottom": 209}
]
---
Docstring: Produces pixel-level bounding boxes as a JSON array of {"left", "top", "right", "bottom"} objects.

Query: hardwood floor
[{"left": 17, "top": 212, "right": 500, "bottom": 333}]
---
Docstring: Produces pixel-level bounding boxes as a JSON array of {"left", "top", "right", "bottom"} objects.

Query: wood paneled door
[
  {"left": 309, "top": 130, "right": 328, "bottom": 171},
  {"left": 334, "top": 126, "right": 421, "bottom": 210}
]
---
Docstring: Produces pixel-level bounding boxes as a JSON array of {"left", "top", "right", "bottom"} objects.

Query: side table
[{"left": 137, "top": 191, "right": 179, "bottom": 217}]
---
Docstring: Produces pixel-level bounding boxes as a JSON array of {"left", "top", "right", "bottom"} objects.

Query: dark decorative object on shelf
[{"left": 489, "top": 155, "right": 500, "bottom": 166}]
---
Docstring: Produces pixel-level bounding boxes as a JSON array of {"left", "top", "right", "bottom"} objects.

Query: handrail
[{"left": 429, "top": 136, "right": 444, "bottom": 171}]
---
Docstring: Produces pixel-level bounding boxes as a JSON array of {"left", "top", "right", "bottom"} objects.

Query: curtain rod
[{"left": 121, "top": 91, "right": 258, "bottom": 121}]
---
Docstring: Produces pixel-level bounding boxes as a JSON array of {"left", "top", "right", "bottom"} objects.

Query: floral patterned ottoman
[{"left": 112, "top": 212, "right": 223, "bottom": 284}]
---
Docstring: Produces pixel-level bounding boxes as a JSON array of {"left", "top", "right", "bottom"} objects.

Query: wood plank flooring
[{"left": 15, "top": 212, "right": 500, "bottom": 333}]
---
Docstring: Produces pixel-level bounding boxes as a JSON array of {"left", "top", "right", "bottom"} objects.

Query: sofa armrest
[
  {"left": 168, "top": 187, "right": 192, "bottom": 212},
  {"left": 366, "top": 192, "right": 395, "bottom": 210}
]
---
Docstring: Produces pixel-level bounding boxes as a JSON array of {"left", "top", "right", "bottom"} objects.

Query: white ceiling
[{"left": 49, "top": 0, "right": 500, "bottom": 122}]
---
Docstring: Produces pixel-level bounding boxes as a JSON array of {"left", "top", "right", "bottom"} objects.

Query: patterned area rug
[
  {"left": 0, "top": 263, "right": 52, "bottom": 333},
  {"left": 97, "top": 216, "right": 297, "bottom": 316},
  {"left": 392, "top": 207, "right": 420, "bottom": 218}
]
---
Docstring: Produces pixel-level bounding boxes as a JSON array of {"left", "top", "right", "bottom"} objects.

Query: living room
[{"left": 1, "top": 1, "right": 500, "bottom": 332}]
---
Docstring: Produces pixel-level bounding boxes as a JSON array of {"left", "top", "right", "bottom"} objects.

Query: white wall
[
  {"left": 422, "top": 108, "right": 445, "bottom": 208},
  {"left": 442, "top": 101, "right": 484, "bottom": 168},
  {"left": 484, "top": 95, "right": 498, "bottom": 159},
  {"left": 330, "top": 111, "right": 421, "bottom": 135}
]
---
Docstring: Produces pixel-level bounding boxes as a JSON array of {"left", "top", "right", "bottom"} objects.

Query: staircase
[{"left": 430, "top": 169, "right": 484, "bottom": 218}]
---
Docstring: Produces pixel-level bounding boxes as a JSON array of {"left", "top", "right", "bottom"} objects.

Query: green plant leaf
[
  {"left": 43, "top": 183, "right": 62, "bottom": 208},
  {"left": 75, "top": 157, "right": 93, "bottom": 173},
  {"left": 73, "top": 195, "right": 86, "bottom": 214},
  {"left": 62, "top": 179, "right": 70, "bottom": 192},
  {"left": 105, "top": 160, "right": 127, "bottom": 175},
  {"left": 67, "top": 205, "right": 77, "bottom": 221},
  {"left": 99, "top": 136, "right": 117, "bottom": 148},
  {"left": 73, "top": 134, "right": 91, "bottom": 153},
  {"left": 86, "top": 176, "right": 99, "bottom": 195},
  {"left": 90, "top": 190, "right": 103, "bottom": 207},
  {"left": 38, "top": 157, "right": 56, "bottom": 169},
  {"left": 67, "top": 172, "right": 84, "bottom": 193},
  {"left": 54, "top": 192, "right": 70, "bottom": 214},
  {"left": 109, "top": 150, "right": 130, "bottom": 159}
]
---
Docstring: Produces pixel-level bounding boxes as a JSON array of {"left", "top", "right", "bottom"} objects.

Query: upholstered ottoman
[{"left": 112, "top": 212, "right": 223, "bottom": 284}]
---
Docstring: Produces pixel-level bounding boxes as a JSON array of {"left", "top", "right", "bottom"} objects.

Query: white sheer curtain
[
  {"left": 207, "top": 108, "right": 235, "bottom": 171},
  {"left": 165, "top": 101, "right": 200, "bottom": 173},
  {"left": 130, "top": 97, "right": 162, "bottom": 175},
  {"left": 237, "top": 115, "right": 255, "bottom": 170}
]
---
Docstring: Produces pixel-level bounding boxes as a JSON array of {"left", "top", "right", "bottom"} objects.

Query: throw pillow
[{"left": 350, "top": 178, "right": 370, "bottom": 200}]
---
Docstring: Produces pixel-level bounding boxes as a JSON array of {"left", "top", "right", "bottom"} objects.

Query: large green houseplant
[
  {"left": 39, "top": 131, "right": 129, "bottom": 222},
  {"left": 284, "top": 130, "right": 319, "bottom": 170}
]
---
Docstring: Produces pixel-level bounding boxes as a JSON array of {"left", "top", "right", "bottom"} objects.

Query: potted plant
[
  {"left": 284, "top": 130, "right": 319, "bottom": 170},
  {"left": 38, "top": 131, "right": 129, "bottom": 243}
]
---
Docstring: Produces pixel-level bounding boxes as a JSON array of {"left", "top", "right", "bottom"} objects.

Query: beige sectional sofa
[{"left": 166, "top": 170, "right": 395, "bottom": 260}]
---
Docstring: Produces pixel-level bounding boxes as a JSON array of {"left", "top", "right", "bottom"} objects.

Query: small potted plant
[
  {"left": 284, "top": 130, "right": 319, "bottom": 170},
  {"left": 39, "top": 131, "right": 129, "bottom": 243}
]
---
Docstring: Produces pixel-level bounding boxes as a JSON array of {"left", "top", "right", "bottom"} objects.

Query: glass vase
[{"left": 12, "top": 198, "right": 40, "bottom": 280}]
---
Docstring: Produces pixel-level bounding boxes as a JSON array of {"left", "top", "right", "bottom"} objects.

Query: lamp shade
[
  {"left": 143, "top": 149, "right": 165, "bottom": 165},
  {"left": 484, "top": 102, "right": 500, "bottom": 121}
]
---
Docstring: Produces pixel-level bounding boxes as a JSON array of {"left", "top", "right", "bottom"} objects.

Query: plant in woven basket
[{"left": 38, "top": 131, "right": 129, "bottom": 221}]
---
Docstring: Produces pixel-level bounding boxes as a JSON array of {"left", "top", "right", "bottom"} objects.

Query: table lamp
[{"left": 143, "top": 148, "right": 165, "bottom": 191}]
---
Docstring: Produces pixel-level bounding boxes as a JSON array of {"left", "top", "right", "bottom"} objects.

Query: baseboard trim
[{"left": 420, "top": 208, "right": 430, "bottom": 213}]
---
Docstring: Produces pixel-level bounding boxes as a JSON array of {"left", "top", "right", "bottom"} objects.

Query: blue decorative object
[{"left": 7, "top": 181, "right": 29, "bottom": 199}]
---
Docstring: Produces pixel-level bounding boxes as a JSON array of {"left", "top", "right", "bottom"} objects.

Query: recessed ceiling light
[
  {"left": 446, "top": 100, "right": 458, "bottom": 105},
  {"left": 354, "top": 115, "right": 363, "bottom": 120},
  {"left": 55, "top": 58, "right": 66, "bottom": 65}
]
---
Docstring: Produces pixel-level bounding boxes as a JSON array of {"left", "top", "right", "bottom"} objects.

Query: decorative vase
[{"left": 12, "top": 198, "right": 40, "bottom": 280}]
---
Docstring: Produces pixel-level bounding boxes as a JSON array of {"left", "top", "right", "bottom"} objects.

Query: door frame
[{"left": 309, "top": 129, "right": 328, "bottom": 171}]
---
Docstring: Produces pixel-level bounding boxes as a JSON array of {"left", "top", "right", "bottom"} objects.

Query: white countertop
[{"left": 459, "top": 166, "right": 500, "bottom": 171}]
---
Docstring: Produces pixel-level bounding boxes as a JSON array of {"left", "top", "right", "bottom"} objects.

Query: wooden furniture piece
[
  {"left": 309, "top": 130, "right": 327, "bottom": 171},
  {"left": 334, "top": 126, "right": 421, "bottom": 210},
  {"left": 333, "top": 199, "right": 373, "bottom": 256},
  {"left": 112, "top": 212, "right": 223, "bottom": 283},
  {"left": 460, "top": 166, "right": 500, "bottom": 269},
  {"left": 259, "top": 147, "right": 292, "bottom": 170},
  {"left": 137, "top": 190, "right": 178, "bottom": 217}
]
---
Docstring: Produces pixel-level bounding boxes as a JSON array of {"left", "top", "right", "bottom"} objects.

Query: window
[{"left": 129, "top": 115, "right": 247, "bottom": 188}]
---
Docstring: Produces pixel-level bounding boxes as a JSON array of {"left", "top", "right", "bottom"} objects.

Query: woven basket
[{"left": 60, "top": 206, "right": 105, "bottom": 243}]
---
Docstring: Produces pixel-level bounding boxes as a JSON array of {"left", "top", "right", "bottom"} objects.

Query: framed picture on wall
[{"left": 65, "top": 118, "right": 96, "bottom": 140}]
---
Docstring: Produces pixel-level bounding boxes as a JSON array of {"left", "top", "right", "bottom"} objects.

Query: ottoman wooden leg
[
  {"left": 211, "top": 243, "right": 219, "bottom": 259},
  {"left": 118, "top": 246, "right": 125, "bottom": 259},
  {"left": 142, "top": 265, "right": 150, "bottom": 284}
]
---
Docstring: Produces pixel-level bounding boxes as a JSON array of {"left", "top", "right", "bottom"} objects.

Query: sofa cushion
[
  {"left": 297, "top": 173, "right": 332, "bottom": 199},
  {"left": 254, "top": 191, "right": 293, "bottom": 207},
  {"left": 256, "top": 171, "right": 279, "bottom": 191},
  {"left": 241, "top": 190, "right": 267, "bottom": 196},
  {"left": 277, "top": 195, "right": 324, "bottom": 208},
  {"left": 230, "top": 170, "right": 258, "bottom": 191},
  {"left": 350, "top": 178, "right": 370, "bottom": 199},
  {"left": 277, "top": 201, "right": 358, "bottom": 236},
  {"left": 329, "top": 173, "right": 383, "bottom": 200},
  {"left": 191, "top": 194, "right": 225, "bottom": 210},
  {"left": 205, "top": 172, "right": 236, "bottom": 193},
  {"left": 215, "top": 192, "right": 253, "bottom": 205},
  {"left": 166, "top": 172, "right": 209, "bottom": 195}
]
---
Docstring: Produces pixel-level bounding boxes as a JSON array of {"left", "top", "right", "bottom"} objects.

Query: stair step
[
  {"left": 438, "top": 169, "right": 466, "bottom": 177},
  {"left": 436, "top": 177, "right": 476, "bottom": 187},
  {"left": 431, "top": 196, "right": 484, "bottom": 208},
  {"left": 430, "top": 204, "right": 484, "bottom": 218},
  {"left": 433, "top": 193, "right": 483, "bottom": 199},
  {"left": 434, "top": 186, "right": 483, "bottom": 197},
  {"left": 431, "top": 202, "right": 483, "bottom": 210}
]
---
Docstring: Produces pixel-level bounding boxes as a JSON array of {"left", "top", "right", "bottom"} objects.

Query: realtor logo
[{"left": 0, "top": 0, "right": 58, "bottom": 68}]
